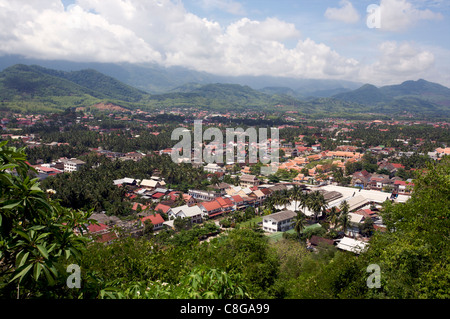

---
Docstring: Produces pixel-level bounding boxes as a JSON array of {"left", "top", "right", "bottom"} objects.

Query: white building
[
  {"left": 336, "top": 237, "right": 369, "bottom": 254},
  {"left": 64, "top": 159, "right": 86, "bottom": 172},
  {"left": 168, "top": 205, "right": 203, "bottom": 224},
  {"left": 203, "top": 163, "right": 225, "bottom": 173},
  {"left": 263, "top": 210, "right": 296, "bottom": 233}
]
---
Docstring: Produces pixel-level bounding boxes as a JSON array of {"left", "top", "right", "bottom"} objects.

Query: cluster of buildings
[{"left": 32, "top": 158, "right": 86, "bottom": 178}]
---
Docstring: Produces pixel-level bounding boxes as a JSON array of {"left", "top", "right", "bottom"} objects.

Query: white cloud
[
  {"left": 325, "top": 0, "right": 360, "bottom": 24},
  {"left": 0, "top": 0, "right": 162, "bottom": 63},
  {"left": 380, "top": 0, "right": 443, "bottom": 31},
  {"left": 359, "top": 41, "right": 435, "bottom": 84},
  {"left": 0, "top": 0, "right": 447, "bottom": 86}
]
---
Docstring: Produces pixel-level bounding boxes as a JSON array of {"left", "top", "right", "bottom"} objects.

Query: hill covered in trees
[
  {"left": 332, "top": 79, "right": 450, "bottom": 116},
  {"left": 1, "top": 64, "right": 449, "bottom": 118}
]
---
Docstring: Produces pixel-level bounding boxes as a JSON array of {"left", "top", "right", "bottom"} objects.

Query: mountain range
[{"left": 0, "top": 57, "right": 449, "bottom": 118}]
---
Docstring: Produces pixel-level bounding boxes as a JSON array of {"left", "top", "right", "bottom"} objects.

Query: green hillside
[
  {"left": 0, "top": 63, "right": 448, "bottom": 118},
  {"left": 332, "top": 79, "right": 450, "bottom": 116},
  {"left": 0, "top": 64, "right": 150, "bottom": 113},
  {"left": 146, "top": 83, "right": 303, "bottom": 111}
]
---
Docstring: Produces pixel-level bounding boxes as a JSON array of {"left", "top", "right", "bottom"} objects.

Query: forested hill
[
  {"left": 0, "top": 64, "right": 148, "bottom": 102},
  {"left": 332, "top": 79, "right": 450, "bottom": 113},
  {"left": 0, "top": 63, "right": 449, "bottom": 118}
]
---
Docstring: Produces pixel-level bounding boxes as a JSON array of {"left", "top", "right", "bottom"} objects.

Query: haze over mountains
[{"left": 0, "top": 55, "right": 449, "bottom": 117}]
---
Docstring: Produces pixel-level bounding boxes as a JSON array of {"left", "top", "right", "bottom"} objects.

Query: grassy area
[
  {"left": 266, "top": 223, "right": 322, "bottom": 243},
  {"left": 237, "top": 216, "right": 262, "bottom": 229}
]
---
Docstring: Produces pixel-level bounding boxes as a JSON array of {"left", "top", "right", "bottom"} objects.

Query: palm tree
[
  {"left": 326, "top": 206, "right": 340, "bottom": 229},
  {"left": 290, "top": 185, "right": 303, "bottom": 212},
  {"left": 339, "top": 200, "right": 350, "bottom": 215},
  {"left": 278, "top": 189, "right": 291, "bottom": 210},
  {"left": 339, "top": 211, "right": 351, "bottom": 236},
  {"left": 270, "top": 191, "right": 282, "bottom": 210},
  {"left": 308, "top": 191, "right": 328, "bottom": 222},
  {"left": 291, "top": 211, "right": 306, "bottom": 242},
  {"left": 338, "top": 199, "right": 351, "bottom": 235},
  {"left": 263, "top": 195, "right": 276, "bottom": 215},
  {"left": 299, "top": 191, "right": 310, "bottom": 217}
]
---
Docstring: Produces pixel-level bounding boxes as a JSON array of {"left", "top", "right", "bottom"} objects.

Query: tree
[
  {"left": 0, "top": 142, "right": 93, "bottom": 298},
  {"left": 173, "top": 217, "right": 190, "bottom": 232},
  {"left": 291, "top": 211, "right": 306, "bottom": 242},
  {"left": 307, "top": 191, "right": 327, "bottom": 222},
  {"left": 359, "top": 218, "right": 374, "bottom": 237},
  {"left": 326, "top": 206, "right": 340, "bottom": 229},
  {"left": 338, "top": 200, "right": 351, "bottom": 235},
  {"left": 289, "top": 185, "right": 303, "bottom": 212},
  {"left": 143, "top": 220, "right": 154, "bottom": 237},
  {"left": 359, "top": 157, "right": 450, "bottom": 298}
]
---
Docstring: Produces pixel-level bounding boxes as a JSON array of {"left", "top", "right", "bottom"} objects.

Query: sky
[{"left": 0, "top": 0, "right": 449, "bottom": 86}]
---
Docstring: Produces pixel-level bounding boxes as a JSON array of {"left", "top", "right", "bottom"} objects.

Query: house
[
  {"left": 169, "top": 205, "right": 203, "bottom": 224},
  {"left": 154, "top": 203, "right": 172, "bottom": 215},
  {"left": 131, "top": 202, "right": 148, "bottom": 213},
  {"left": 394, "top": 180, "right": 414, "bottom": 194},
  {"left": 140, "top": 213, "right": 165, "bottom": 231},
  {"left": 140, "top": 179, "right": 160, "bottom": 190},
  {"left": 121, "top": 152, "right": 145, "bottom": 161},
  {"left": 336, "top": 237, "right": 369, "bottom": 254},
  {"left": 347, "top": 212, "right": 365, "bottom": 236},
  {"left": 367, "top": 174, "right": 392, "bottom": 191},
  {"left": 188, "top": 189, "right": 222, "bottom": 202},
  {"left": 355, "top": 209, "right": 378, "bottom": 219},
  {"left": 34, "top": 165, "right": 63, "bottom": 175},
  {"left": 64, "top": 159, "right": 85, "bottom": 172},
  {"left": 217, "top": 197, "right": 234, "bottom": 212},
  {"left": 262, "top": 210, "right": 296, "bottom": 233},
  {"left": 378, "top": 162, "right": 405, "bottom": 174},
  {"left": 183, "top": 194, "right": 197, "bottom": 206},
  {"left": 198, "top": 200, "right": 223, "bottom": 218},
  {"left": 311, "top": 144, "right": 321, "bottom": 152},
  {"left": 251, "top": 189, "right": 268, "bottom": 206},
  {"left": 239, "top": 174, "right": 260, "bottom": 188},
  {"left": 203, "top": 163, "right": 225, "bottom": 173},
  {"left": 351, "top": 170, "right": 372, "bottom": 188},
  {"left": 113, "top": 177, "right": 137, "bottom": 186},
  {"left": 231, "top": 195, "right": 246, "bottom": 210}
]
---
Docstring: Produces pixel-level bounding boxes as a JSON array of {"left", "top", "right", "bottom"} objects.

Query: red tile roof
[
  {"left": 141, "top": 213, "right": 164, "bottom": 225},
  {"left": 95, "top": 231, "right": 118, "bottom": 243},
  {"left": 231, "top": 195, "right": 244, "bottom": 203},
  {"left": 88, "top": 223, "right": 108, "bottom": 233},
  {"left": 155, "top": 203, "right": 171, "bottom": 214},
  {"left": 201, "top": 200, "right": 222, "bottom": 212},
  {"left": 132, "top": 202, "right": 148, "bottom": 211},
  {"left": 216, "top": 197, "right": 233, "bottom": 208}
]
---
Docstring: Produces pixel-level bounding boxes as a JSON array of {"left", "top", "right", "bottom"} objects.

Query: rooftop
[{"left": 265, "top": 210, "right": 296, "bottom": 222}]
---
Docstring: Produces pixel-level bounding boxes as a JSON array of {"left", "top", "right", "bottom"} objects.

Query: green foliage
[{"left": 0, "top": 141, "right": 93, "bottom": 298}]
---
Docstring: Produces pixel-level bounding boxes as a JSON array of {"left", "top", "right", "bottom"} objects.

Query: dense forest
[{"left": 0, "top": 142, "right": 448, "bottom": 300}]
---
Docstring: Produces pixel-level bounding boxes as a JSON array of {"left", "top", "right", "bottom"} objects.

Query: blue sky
[{"left": 2, "top": 0, "right": 449, "bottom": 86}]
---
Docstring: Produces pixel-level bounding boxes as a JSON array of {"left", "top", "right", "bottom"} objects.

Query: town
[{"left": 1, "top": 107, "right": 448, "bottom": 256}]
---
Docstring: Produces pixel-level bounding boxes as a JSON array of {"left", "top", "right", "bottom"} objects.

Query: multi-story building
[
  {"left": 262, "top": 210, "right": 296, "bottom": 233},
  {"left": 64, "top": 159, "right": 86, "bottom": 173}
]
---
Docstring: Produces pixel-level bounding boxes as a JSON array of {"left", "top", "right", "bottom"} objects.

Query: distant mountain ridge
[
  {"left": 0, "top": 55, "right": 362, "bottom": 95},
  {"left": 0, "top": 61, "right": 449, "bottom": 117},
  {"left": 333, "top": 79, "right": 450, "bottom": 106},
  {"left": 0, "top": 64, "right": 147, "bottom": 102}
]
